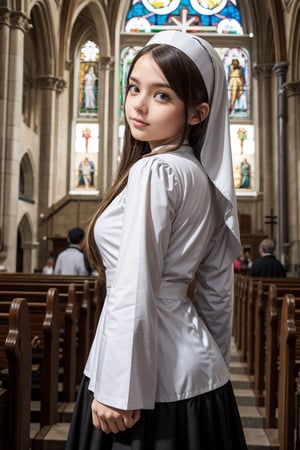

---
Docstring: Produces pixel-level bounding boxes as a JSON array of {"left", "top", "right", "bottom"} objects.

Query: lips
[{"left": 131, "top": 117, "right": 148, "bottom": 128}]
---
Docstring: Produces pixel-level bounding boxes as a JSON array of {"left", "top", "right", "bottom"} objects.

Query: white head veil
[{"left": 145, "top": 30, "right": 241, "bottom": 260}]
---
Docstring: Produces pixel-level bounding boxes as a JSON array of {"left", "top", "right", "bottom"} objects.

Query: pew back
[{"left": 0, "top": 298, "right": 32, "bottom": 450}]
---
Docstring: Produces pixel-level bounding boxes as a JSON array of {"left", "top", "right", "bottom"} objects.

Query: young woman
[{"left": 66, "top": 30, "right": 247, "bottom": 450}]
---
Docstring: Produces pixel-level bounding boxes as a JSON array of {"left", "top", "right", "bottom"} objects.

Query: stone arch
[
  {"left": 267, "top": 0, "right": 287, "bottom": 62},
  {"left": 61, "top": 1, "right": 112, "bottom": 193},
  {"left": 288, "top": 1, "right": 300, "bottom": 80},
  {"left": 16, "top": 214, "right": 33, "bottom": 272},
  {"left": 60, "top": 0, "right": 110, "bottom": 75},
  {"left": 28, "top": 0, "right": 57, "bottom": 75}
]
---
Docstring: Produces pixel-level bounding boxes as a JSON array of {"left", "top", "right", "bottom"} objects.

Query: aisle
[{"left": 230, "top": 340, "right": 279, "bottom": 450}]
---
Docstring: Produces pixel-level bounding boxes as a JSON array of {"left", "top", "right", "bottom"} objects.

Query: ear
[{"left": 188, "top": 103, "right": 210, "bottom": 125}]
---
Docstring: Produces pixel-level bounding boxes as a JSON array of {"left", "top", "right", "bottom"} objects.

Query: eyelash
[
  {"left": 127, "top": 84, "right": 171, "bottom": 101},
  {"left": 127, "top": 84, "right": 138, "bottom": 94}
]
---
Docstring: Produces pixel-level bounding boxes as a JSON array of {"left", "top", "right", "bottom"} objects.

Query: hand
[{"left": 91, "top": 398, "right": 141, "bottom": 434}]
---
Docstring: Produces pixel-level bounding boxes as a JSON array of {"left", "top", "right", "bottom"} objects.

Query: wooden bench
[
  {"left": 252, "top": 279, "right": 300, "bottom": 406},
  {"left": 277, "top": 294, "right": 300, "bottom": 450},
  {"left": 0, "top": 286, "right": 77, "bottom": 402},
  {"left": 0, "top": 281, "right": 91, "bottom": 386},
  {"left": 232, "top": 275, "right": 300, "bottom": 406},
  {"left": 0, "top": 288, "right": 60, "bottom": 427},
  {"left": 265, "top": 284, "right": 300, "bottom": 428},
  {"left": 0, "top": 274, "right": 105, "bottom": 343},
  {"left": 0, "top": 298, "right": 32, "bottom": 450}
]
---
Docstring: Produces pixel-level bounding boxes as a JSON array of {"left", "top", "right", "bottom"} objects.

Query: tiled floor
[
  {"left": 29, "top": 339, "right": 279, "bottom": 449},
  {"left": 230, "top": 341, "right": 279, "bottom": 450}
]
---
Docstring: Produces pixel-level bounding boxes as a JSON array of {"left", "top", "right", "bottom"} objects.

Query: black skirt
[{"left": 66, "top": 376, "right": 248, "bottom": 450}]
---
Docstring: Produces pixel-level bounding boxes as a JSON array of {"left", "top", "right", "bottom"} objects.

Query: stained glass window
[
  {"left": 74, "top": 123, "right": 99, "bottom": 190},
  {"left": 125, "top": 0, "right": 243, "bottom": 34},
  {"left": 79, "top": 41, "right": 100, "bottom": 115},
  {"left": 216, "top": 47, "right": 250, "bottom": 118},
  {"left": 122, "top": 1, "right": 257, "bottom": 191},
  {"left": 71, "top": 40, "right": 100, "bottom": 193},
  {"left": 120, "top": 46, "right": 142, "bottom": 115}
]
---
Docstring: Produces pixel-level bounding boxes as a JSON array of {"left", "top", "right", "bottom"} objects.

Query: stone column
[
  {"left": 285, "top": 80, "right": 300, "bottom": 272},
  {"left": 253, "top": 63, "right": 274, "bottom": 232},
  {"left": 98, "top": 56, "right": 115, "bottom": 194},
  {"left": 0, "top": 8, "right": 10, "bottom": 255},
  {"left": 36, "top": 75, "right": 66, "bottom": 211},
  {"left": 0, "top": 9, "right": 30, "bottom": 269},
  {"left": 274, "top": 62, "right": 289, "bottom": 264},
  {"left": 36, "top": 75, "right": 66, "bottom": 269}
]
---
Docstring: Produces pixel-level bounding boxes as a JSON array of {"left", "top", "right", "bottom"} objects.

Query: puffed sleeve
[{"left": 92, "top": 157, "right": 178, "bottom": 410}]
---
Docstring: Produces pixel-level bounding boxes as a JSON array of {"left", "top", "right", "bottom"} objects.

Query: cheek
[{"left": 124, "top": 97, "right": 131, "bottom": 119}]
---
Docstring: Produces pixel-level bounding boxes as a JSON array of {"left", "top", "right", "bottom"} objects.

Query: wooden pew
[
  {"left": 0, "top": 298, "right": 32, "bottom": 450},
  {"left": 233, "top": 273, "right": 245, "bottom": 351},
  {"left": 245, "top": 276, "right": 259, "bottom": 376},
  {"left": 277, "top": 294, "right": 300, "bottom": 450},
  {"left": 0, "top": 387, "right": 6, "bottom": 449},
  {"left": 0, "top": 286, "right": 77, "bottom": 402},
  {"left": 265, "top": 284, "right": 300, "bottom": 428},
  {"left": 0, "top": 273, "right": 106, "bottom": 382},
  {"left": 0, "top": 288, "right": 60, "bottom": 427},
  {"left": 232, "top": 276, "right": 300, "bottom": 403},
  {"left": 252, "top": 278, "right": 300, "bottom": 406},
  {"left": 233, "top": 273, "right": 242, "bottom": 341},
  {"left": 0, "top": 275, "right": 105, "bottom": 344}
]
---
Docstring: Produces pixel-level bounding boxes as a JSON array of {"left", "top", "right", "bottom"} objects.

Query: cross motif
[
  {"left": 264, "top": 208, "right": 278, "bottom": 240},
  {"left": 152, "top": 7, "right": 216, "bottom": 33}
]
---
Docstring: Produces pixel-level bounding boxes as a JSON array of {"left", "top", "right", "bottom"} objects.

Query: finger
[
  {"left": 99, "top": 419, "right": 111, "bottom": 434},
  {"left": 92, "top": 410, "right": 101, "bottom": 430},
  {"left": 132, "top": 410, "right": 141, "bottom": 426},
  {"left": 123, "top": 410, "right": 141, "bottom": 428},
  {"left": 115, "top": 417, "right": 127, "bottom": 432},
  {"left": 106, "top": 418, "right": 125, "bottom": 434}
]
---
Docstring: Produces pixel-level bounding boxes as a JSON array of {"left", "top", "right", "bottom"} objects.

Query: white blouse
[{"left": 84, "top": 145, "right": 234, "bottom": 410}]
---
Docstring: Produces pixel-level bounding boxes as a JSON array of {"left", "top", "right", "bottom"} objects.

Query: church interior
[
  {"left": 0, "top": 0, "right": 299, "bottom": 274},
  {"left": 0, "top": 0, "right": 300, "bottom": 449}
]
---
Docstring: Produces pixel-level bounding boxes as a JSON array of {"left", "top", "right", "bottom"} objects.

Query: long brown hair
[{"left": 84, "top": 43, "right": 209, "bottom": 275}]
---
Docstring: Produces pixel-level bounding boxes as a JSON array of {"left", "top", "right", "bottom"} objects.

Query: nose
[{"left": 133, "top": 93, "right": 147, "bottom": 114}]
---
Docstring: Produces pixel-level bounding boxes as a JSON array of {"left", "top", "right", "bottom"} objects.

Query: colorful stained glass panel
[
  {"left": 125, "top": 0, "right": 243, "bottom": 34},
  {"left": 79, "top": 41, "right": 100, "bottom": 115}
]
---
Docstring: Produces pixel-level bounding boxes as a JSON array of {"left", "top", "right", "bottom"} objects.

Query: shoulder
[
  {"left": 129, "top": 147, "right": 205, "bottom": 186},
  {"left": 250, "top": 257, "right": 264, "bottom": 268}
]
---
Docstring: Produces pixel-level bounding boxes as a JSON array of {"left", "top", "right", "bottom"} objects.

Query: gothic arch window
[
  {"left": 79, "top": 41, "right": 99, "bottom": 116},
  {"left": 120, "top": 0, "right": 256, "bottom": 192},
  {"left": 70, "top": 40, "right": 100, "bottom": 193},
  {"left": 19, "top": 152, "right": 34, "bottom": 202}
]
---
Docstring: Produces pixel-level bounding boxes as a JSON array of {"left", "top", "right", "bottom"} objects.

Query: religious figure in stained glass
[
  {"left": 228, "top": 58, "right": 245, "bottom": 114},
  {"left": 122, "top": 0, "right": 256, "bottom": 190},
  {"left": 79, "top": 41, "right": 100, "bottom": 115},
  {"left": 78, "top": 157, "right": 96, "bottom": 188},
  {"left": 73, "top": 124, "right": 99, "bottom": 191},
  {"left": 72, "top": 41, "right": 101, "bottom": 192},
  {"left": 83, "top": 65, "right": 98, "bottom": 110},
  {"left": 218, "top": 47, "right": 249, "bottom": 118},
  {"left": 239, "top": 158, "right": 251, "bottom": 189}
]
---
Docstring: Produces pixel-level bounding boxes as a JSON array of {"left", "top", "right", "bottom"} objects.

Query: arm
[{"left": 92, "top": 158, "right": 178, "bottom": 412}]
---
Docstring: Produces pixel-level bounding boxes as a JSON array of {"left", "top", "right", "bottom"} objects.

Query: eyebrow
[{"left": 128, "top": 75, "right": 172, "bottom": 90}]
